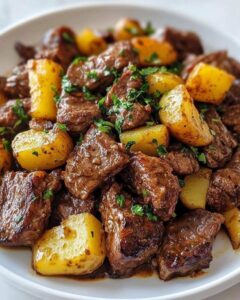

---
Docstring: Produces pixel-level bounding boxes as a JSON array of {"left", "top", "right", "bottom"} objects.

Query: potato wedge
[
  {"left": 186, "top": 62, "right": 235, "bottom": 104},
  {"left": 0, "top": 140, "right": 12, "bottom": 173},
  {"left": 147, "top": 72, "right": 183, "bottom": 94},
  {"left": 28, "top": 59, "right": 63, "bottom": 121},
  {"left": 12, "top": 127, "right": 73, "bottom": 170},
  {"left": 120, "top": 124, "right": 169, "bottom": 156},
  {"left": 180, "top": 168, "right": 212, "bottom": 209},
  {"left": 159, "top": 84, "right": 213, "bottom": 146},
  {"left": 223, "top": 208, "right": 240, "bottom": 249},
  {"left": 76, "top": 28, "right": 107, "bottom": 56},
  {"left": 132, "top": 37, "right": 177, "bottom": 66},
  {"left": 33, "top": 213, "right": 106, "bottom": 276},
  {"left": 113, "top": 18, "right": 144, "bottom": 41}
]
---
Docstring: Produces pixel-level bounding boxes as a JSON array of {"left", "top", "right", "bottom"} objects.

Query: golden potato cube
[
  {"left": 186, "top": 62, "right": 235, "bottom": 104},
  {"left": 223, "top": 208, "right": 240, "bottom": 249},
  {"left": 132, "top": 37, "right": 177, "bottom": 66},
  {"left": 76, "top": 28, "right": 107, "bottom": 56},
  {"left": 120, "top": 124, "right": 169, "bottom": 156},
  {"left": 12, "top": 128, "right": 73, "bottom": 170},
  {"left": 113, "top": 18, "right": 144, "bottom": 41},
  {"left": 159, "top": 84, "right": 213, "bottom": 146},
  {"left": 147, "top": 72, "right": 183, "bottom": 94},
  {"left": 180, "top": 168, "right": 212, "bottom": 209},
  {"left": 33, "top": 213, "right": 106, "bottom": 276},
  {"left": 0, "top": 140, "right": 12, "bottom": 173},
  {"left": 28, "top": 59, "right": 63, "bottom": 121}
]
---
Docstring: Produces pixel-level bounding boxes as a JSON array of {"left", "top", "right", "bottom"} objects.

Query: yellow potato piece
[
  {"left": 186, "top": 62, "right": 235, "bottom": 104},
  {"left": 223, "top": 208, "right": 240, "bottom": 249},
  {"left": 132, "top": 37, "right": 177, "bottom": 66},
  {"left": 159, "top": 84, "right": 213, "bottom": 146},
  {"left": 12, "top": 128, "right": 73, "bottom": 170},
  {"left": 76, "top": 28, "right": 107, "bottom": 56},
  {"left": 147, "top": 72, "right": 183, "bottom": 94},
  {"left": 28, "top": 59, "right": 63, "bottom": 121},
  {"left": 0, "top": 141, "right": 12, "bottom": 173},
  {"left": 180, "top": 168, "right": 212, "bottom": 209},
  {"left": 113, "top": 18, "right": 144, "bottom": 41},
  {"left": 120, "top": 124, "right": 169, "bottom": 156},
  {"left": 33, "top": 213, "right": 106, "bottom": 276}
]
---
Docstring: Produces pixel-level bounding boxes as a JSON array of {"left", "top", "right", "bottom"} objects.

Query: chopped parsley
[
  {"left": 43, "top": 189, "right": 53, "bottom": 200},
  {"left": 94, "top": 119, "right": 114, "bottom": 133},
  {"left": 14, "top": 215, "right": 23, "bottom": 223},
  {"left": 62, "top": 31, "right": 75, "bottom": 43},
  {"left": 142, "top": 189, "right": 149, "bottom": 197},
  {"left": 139, "top": 67, "right": 160, "bottom": 76},
  {"left": 116, "top": 194, "right": 125, "bottom": 208},
  {"left": 210, "top": 129, "right": 216, "bottom": 136},
  {"left": 131, "top": 204, "right": 144, "bottom": 216},
  {"left": 62, "top": 76, "right": 79, "bottom": 93},
  {"left": 77, "top": 133, "right": 84, "bottom": 145},
  {"left": 190, "top": 146, "right": 207, "bottom": 164},
  {"left": 146, "top": 52, "right": 160, "bottom": 64},
  {"left": 212, "top": 117, "right": 221, "bottom": 123},
  {"left": 12, "top": 99, "right": 29, "bottom": 125},
  {"left": 87, "top": 70, "right": 99, "bottom": 81},
  {"left": 32, "top": 151, "right": 39, "bottom": 157},
  {"left": 145, "top": 205, "right": 158, "bottom": 222},
  {"left": 125, "top": 141, "right": 136, "bottom": 151},
  {"left": 152, "top": 139, "right": 168, "bottom": 156},
  {"left": 125, "top": 26, "right": 140, "bottom": 36},
  {"left": 119, "top": 49, "right": 126, "bottom": 57},
  {"left": 115, "top": 116, "right": 124, "bottom": 134},
  {"left": 82, "top": 86, "right": 95, "bottom": 100},
  {"left": 110, "top": 94, "right": 134, "bottom": 114},
  {"left": 57, "top": 122, "right": 68, "bottom": 132},
  {"left": 167, "top": 62, "right": 183, "bottom": 75},
  {"left": 98, "top": 97, "right": 107, "bottom": 114},
  {"left": 2, "top": 139, "right": 11, "bottom": 151},
  {"left": 144, "top": 21, "right": 155, "bottom": 36},
  {"left": 146, "top": 121, "right": 155, "bottom": 127},
  {"left": 198, "top": 103, "right": 210, "bottom": 118},
  {"left": 0, "top": 127, "right": 7, "bottom": 135},
  {"left": 51, "top": 85, "right": 60, "bottom": 104},
  {"left": 72, "top": 56, "right": 87, "bottom": 64}
]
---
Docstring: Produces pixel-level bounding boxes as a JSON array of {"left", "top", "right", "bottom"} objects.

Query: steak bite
[
  {"left": 0, "top": 170, "right": 61, "bottom": 246},
  {"left": 63, "top": 125, "right": 129, "bottom": 199},
  {"left": 158, "top": 209, "right": 224, "bottom": 280},
  {"left": 207, "top": 148, "right": 240, "bottom": 212},
  {"left": 99, "top": 181, "right": 164, "bottom": 277},
  {"left": 57, "top": 92, "right": 101, "bottom": 134},
  {"left": 67, "top": 41, "right": 139, "bottom": 91},
  {"left": 122, "top": 152, "right": 180, "bottom": 221},
  {"left": 203, "top": 108, "right": 237, "bottom": 168},
  {"left": 105, "top": 69, "right": 151, "bottom": 131}
]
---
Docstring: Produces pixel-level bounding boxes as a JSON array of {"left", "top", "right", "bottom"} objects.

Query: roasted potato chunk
[
  {"left": 33, "top": 213, "right": 106, "bottom": 276},
  {"left": 132, "top": 37, "right": 177, "bottom": 66},
  {"left": 120, "top": 124, "right": 169, "bottom": 156},
  {"left": 180, "top": 168, "right": 212, "bottom": 209},
  {"left": 76, "top": 28, "right": 107, "bottom": 56},
  {"left": 159, "top": 84, "right": 213, "bottom": 146},
  {"left": 147, "top": 72, "right": 183, "bottom": 94},
  {"left": 12, "top": 127, "right": 73, "bottom": 170},
  {"left": 0, "top": 140, "right": 12, "bottom": 173},
  {"left": 28, "top": 59, "right": 63, "bottom": 121},
  {"left": 223, "top": 208, "right": 240, "bottom": 249},
  {"left": 186, "top": 62, "right": 235, "bottom": 104},
  {"left": 113, "top": 18, "right": 144, "bottom": 41}
]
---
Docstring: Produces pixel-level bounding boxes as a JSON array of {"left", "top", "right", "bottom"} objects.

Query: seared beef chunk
[
  {"left": 52, "top": 191, "right": 95, "bottom": 224},
  {"left": 207, "top": 148, "right": 240, "bottom": 212},
  {"left": 105, "top": 69, "right": 151, "bottom": 131},
  {"left": 0, "top": 170, "right": 61, "bottom": 246},
  {"left": 222, "top": 79, "right": 240, "bottom": 107},
  {"left": 163, "top": 150, "right": 199, "bottom": 175},
  {"left": 64, "top": 125, "right": 129, "bottom": 199},
  {"left": 222, "top": 104, "right": 240, "bottom": 134},
  {"left": 57, "top": 92, "right": 101, "bottom": 133},
  {"left": 160, "top": 27, "right": 203, "bottom": 60},
  {"left": 3, "top": 64, "right": 29, "bottom": 98},
  {"left": 122, "top": 152, "right": 180, "bottom": 221},
  {"left": 15, "top": 42, "right": 36, "bottom": 61},
  {"left": 100, "top": 181, "right": 164, "bottom": 277},
  {"left": 0, "top": 98, "right": 31, "bottom": 128},
  {"left": 182, "top": 51, "right": 240, "bottom": 79},
  {"left": 158, "top": 209, "right": 224, "bottom": 280},
  {"left": 29, "top": 118, "right": 54, "bottom": 131},
  {"left": 67, "top": 41, "right": 139, "bottom": 90},
  {"left": 203, "top": 108, "right": 237, "bottom": 168},
  {"left": 35, "top": 27, "right": 79, "bottom": 70}
]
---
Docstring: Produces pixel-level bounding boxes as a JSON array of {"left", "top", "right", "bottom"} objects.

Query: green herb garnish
[
  {"left": 57, "top": 123, "right": 68, "bottom": 132},
  {"left": 94, "top": 119, "right": 114, "bottom": 133},
  {"left": 62, "top": 31, "right": 75, "bottom": 43},
  {"left": 62, "top": 76, "right": 79, "bottom": 93},
  {"left": 116, "top": 194, "right": 125, "bottom": 208},
  {"left": 125, "top": 141, "right": 136, "bottom": 151},
  {"left": 87, "top": 70, "right": 99, "bottom": 81},
  {"left": 12, "top": 99, "right": 29, "bottom": 125},
  {"left": 43, "top": 189, "right": 53, "bottom": 200},
  {"left": 2, "top": 139, "right": 11, "bottom": 151},
  {"left": 131, "top": 204, "right": 144, "bottom": 216},
  {"left": 144, "top": 21, "right": 155, "bottom": 36},
  {"left": 72, "top": 56, "right": 87, "bottom": 64}
]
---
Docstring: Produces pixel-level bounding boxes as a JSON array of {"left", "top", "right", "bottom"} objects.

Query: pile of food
[{"left": 0, "top": 18, "right": 240, "bottom": 281}]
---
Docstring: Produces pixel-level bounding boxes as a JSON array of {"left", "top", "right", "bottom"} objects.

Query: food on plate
[{"left": 0, "top": 17, "right": 240, "bottom": 282}]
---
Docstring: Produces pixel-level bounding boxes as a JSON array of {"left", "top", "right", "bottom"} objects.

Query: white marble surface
[{"left": 0, "top": 0, "right": 240, "bottom": 299}]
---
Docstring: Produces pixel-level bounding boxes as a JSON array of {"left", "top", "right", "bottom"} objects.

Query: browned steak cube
[
  {"left": 29, "top": 118, "right": 54, "bottom": 131},
  {"left": 0, "top": 170, "right": 61, "bottom": 246},
  {"left": 122, "top": 152, "right": 180, "bottom": 221},
  {"left": 203, "top": 108, "right": 237, "bottom": 168},
  {"left": 57, "top": 92, "right": 101, "bottom": 133},
  {"left": 158, "top": 209, "right": 224, "bottom": 280},
  {"left": 105, "top": 69, "right": 151, "bottom": 131},
  {"left": 67, "top": 41, "right": 139, "bottom": 90},
  {"left": 99, "top": 181, "right": 164, "bottom": 277},
  {"left": 51, "top": 191, "right": 95, "bottom": 225},
  {"left": 207, "top": 148, "right": 240, "bottom": 212},
  {"left": 15, "top": 42, "right": 36, "bottom": 62},
  {"left": 63, "top": 125, "right": 129, "bottom": 199},
  {"left": 222, "top": 104, "right": 240, "bottom": 134}
]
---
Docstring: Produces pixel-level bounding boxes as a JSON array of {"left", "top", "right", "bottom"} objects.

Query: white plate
[{"left": 0, "top": 2, "right": 240, "bottom": 300}]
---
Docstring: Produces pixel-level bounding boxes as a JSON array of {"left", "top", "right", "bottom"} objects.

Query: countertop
[{"left": 0, "top": 0, "right": 240, "bottom": 299}]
